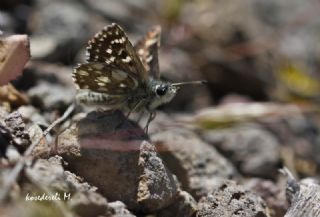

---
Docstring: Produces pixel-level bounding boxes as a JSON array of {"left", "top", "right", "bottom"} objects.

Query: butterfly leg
[
  {"left": 144, "top": 111, "right": 156, "bottom": 134},
  {"left": 136, "top": 110, "right": 145, "bottom": 123},
  {"left": 115, "top": 99, "right": 145, "bottom": 131}
]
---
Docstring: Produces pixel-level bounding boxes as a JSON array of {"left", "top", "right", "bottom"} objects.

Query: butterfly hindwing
[
  {"left": 134, "top": 25, "right": 161, "bottom": 79},
  {"left": 86, "top": 23, "right": 148, "bottom": 83}
]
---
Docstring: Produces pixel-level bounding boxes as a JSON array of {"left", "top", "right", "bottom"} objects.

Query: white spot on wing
[
  {"left": 106, "top": 49, "right": 112, "bottom": 54},
  {"left": 92, "top": 63, "right": 104, "bottom": 70},
  {"left": 146, "top": 55, "right": 153, "bottom": 63},
  {"left": 97, "top": 76, "right": 111, "bottom": 83},
  {"left": 98, "top": 82, "right": 106, "bottom": 86},
  {"left": 122, "top": 56, "right": 131, "bottom": 63},
  {"left": 138, "top": 49, "right": 144, "bottom": 55},
  {"left": 78, "top": 70, "right": 89, "bottom": 76}
]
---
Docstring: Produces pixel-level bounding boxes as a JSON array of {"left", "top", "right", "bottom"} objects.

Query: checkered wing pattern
[
  {"left": 73, "top": 23, "right": 147, "bottom": 94},
  {"left": 134, "top": 25, "right": 161, "bottom": 79}
]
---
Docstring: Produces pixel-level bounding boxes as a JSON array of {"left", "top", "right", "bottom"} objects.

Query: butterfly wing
[
  {"left": 134, "top": 25, "right": 161, "bottom": 79},
  {"left": 73, "top": 62, "right": 138, "bottom": 95},
  {"left": 85, "top": 23, "right": 148, "bottom": 84},
  {"left": 73, "top": 62, "right": 140, "bottom": 108}
]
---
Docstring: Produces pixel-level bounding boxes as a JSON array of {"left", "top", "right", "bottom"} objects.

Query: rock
[
  {"left": 137, "top": 141, "right": 178, "bottom": 211},
  {"left": 24, "top": 156, "right": 75, "bottom": 193},
  {"left": 29, "top": 1, "right": 92, "bottom": 62},
  {"left": 107, "top": 201, "right": 136, "bottom": 217},
  {"left": 27, "top": 123, "right": 48, "bottom": 158},
  {"left": 151, "top": 127, "right": 238, "bottom": 199},
  {"left": 1, "top": 111, "right": 31, "bottom": 152},
  {"left": 157, "top": 190, "right": 197, "bottom": 217},
  {"left": 21, "top": 61, "right": 75, "bottom": 89},
  {"left": 282, "top": 168, "right": 320, "bottom": 217},
  {"left": 261, "top": 112, "right": 320, "bottom": 176},
  {"left": 17, "top": 105, "right": 49, "bottom": 128},
  {"left": 27, "top": 81, "right": 75, "bottom": 111},
  {"left": 201, "top": 124, "right": 281, "bottom": 178},
  {"left": 14, "top": 155, "right": 117, "bottom": 217},
  {"left": 197, "top": 180, "right": 270, "bottom": 217},
  {"left": 0, "top": 35, "right": 30, "bottom": 85},
  {"left": 244, "top": 178, "right": 288, "bottom": 217},
  {"left": 68, "top": 191, "right": 108, "bottom": 217},
  {"left": 57, "top": 110, "right": 179, "bottom": 212},
  {"left": 24, "top": 156, "right": 111, "bottom": 216},
  {"left": 81, "top": 0, "right": 132, "bottom": 22}
]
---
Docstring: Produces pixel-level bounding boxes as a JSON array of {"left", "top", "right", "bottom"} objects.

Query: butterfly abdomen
[{"left": 75, "top": 90, "right": 125, "bottom": 108}]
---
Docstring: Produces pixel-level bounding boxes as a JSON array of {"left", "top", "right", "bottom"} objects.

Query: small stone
[
  {"left": 201, "top": 124, "right": 281, "bottom": 178},
  {"left": 197, "top": 181, "right": 270, "bottom": 217},
  {"left": 152, "top": 127, "right": 238, "bottom": 199}
]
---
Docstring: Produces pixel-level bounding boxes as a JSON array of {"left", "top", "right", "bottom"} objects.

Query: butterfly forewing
[
  {"left": 134, "top": 25, "right": 161, "bottom": 79},
  {"left": 73, "top": 62, "right": 138, "bottom": 94},
  {"left": 85, "top": 23, "right": 147, "bottom": 83}
]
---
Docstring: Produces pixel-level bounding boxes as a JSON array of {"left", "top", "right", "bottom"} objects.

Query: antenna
[{"left": 172, "top": 80, "right": 207, "bottom": 86}]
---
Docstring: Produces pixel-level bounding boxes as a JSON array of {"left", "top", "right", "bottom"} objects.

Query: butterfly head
[{"left": 148, "top": 82, "right": 178, "bottom": 110}]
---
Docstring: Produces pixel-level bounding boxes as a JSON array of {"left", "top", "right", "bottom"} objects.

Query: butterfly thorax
[{"left": 75, "top": 78, "right": 177, "bottom": 112}]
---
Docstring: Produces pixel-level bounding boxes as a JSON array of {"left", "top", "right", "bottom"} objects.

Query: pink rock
[{"left": 0, "top": 35, "right": 30, "bottom": 85}]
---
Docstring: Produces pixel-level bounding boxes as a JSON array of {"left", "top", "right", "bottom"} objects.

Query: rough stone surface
[
  {"left": 68, "top": 191, "right": 108, "bottom": 217},
  {"left": 137, "top": 141, "right": 178, "bottom": 211},
  {"left": 201, "top": 124, "right": 281, "bottom": 178},
  {"left": 17, "top": 105, "right": 49, "bottom": 128},
  {"left": 244, "top": 178, "right": 288, "bottom": 217},
  {"left": 24, "top": 156, "right": 110, "bottom": 216},
  {"left": 4, "top": 111, "right": 30, "bottom": 150},
  {"left": 283, "top": 170, "right": 320, "bottom": 217},
  {"left": 107, "top": 201, "right": 136, "bottom": 217},
  {"left": 157, "top": 190, "right": 197, "bottom": 217},
  {"left": 197, "top": 181, "right": 270, "bottom": 217},
  {"left": 152, "top": 127, "right": 238, "bottom": 199},
  {"left": 57, "top": 110, "right": 179, "bottom": 212}
]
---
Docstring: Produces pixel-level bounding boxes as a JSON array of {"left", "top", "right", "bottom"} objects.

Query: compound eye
[{"left": 156, "top": 85, "right": 168, "bottom": 96}]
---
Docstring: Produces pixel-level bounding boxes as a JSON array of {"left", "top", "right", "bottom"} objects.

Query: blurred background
[
  {"left": 2, "top": 1, "right": 320, "bottom": 216},
  {"left": 2, "top": 0, "right": 320, "bottom": 108},
  {"left": 2, "top": 0, "right": 320, "bottom": 185}
]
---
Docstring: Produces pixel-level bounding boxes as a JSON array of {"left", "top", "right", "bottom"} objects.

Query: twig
[{"left": 0, "top": 103, "right": 75, "bottom": 202}]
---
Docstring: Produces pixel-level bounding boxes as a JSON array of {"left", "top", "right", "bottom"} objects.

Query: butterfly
[{"left": 72, "top": 23, "right": 205, "bottom": 132}]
